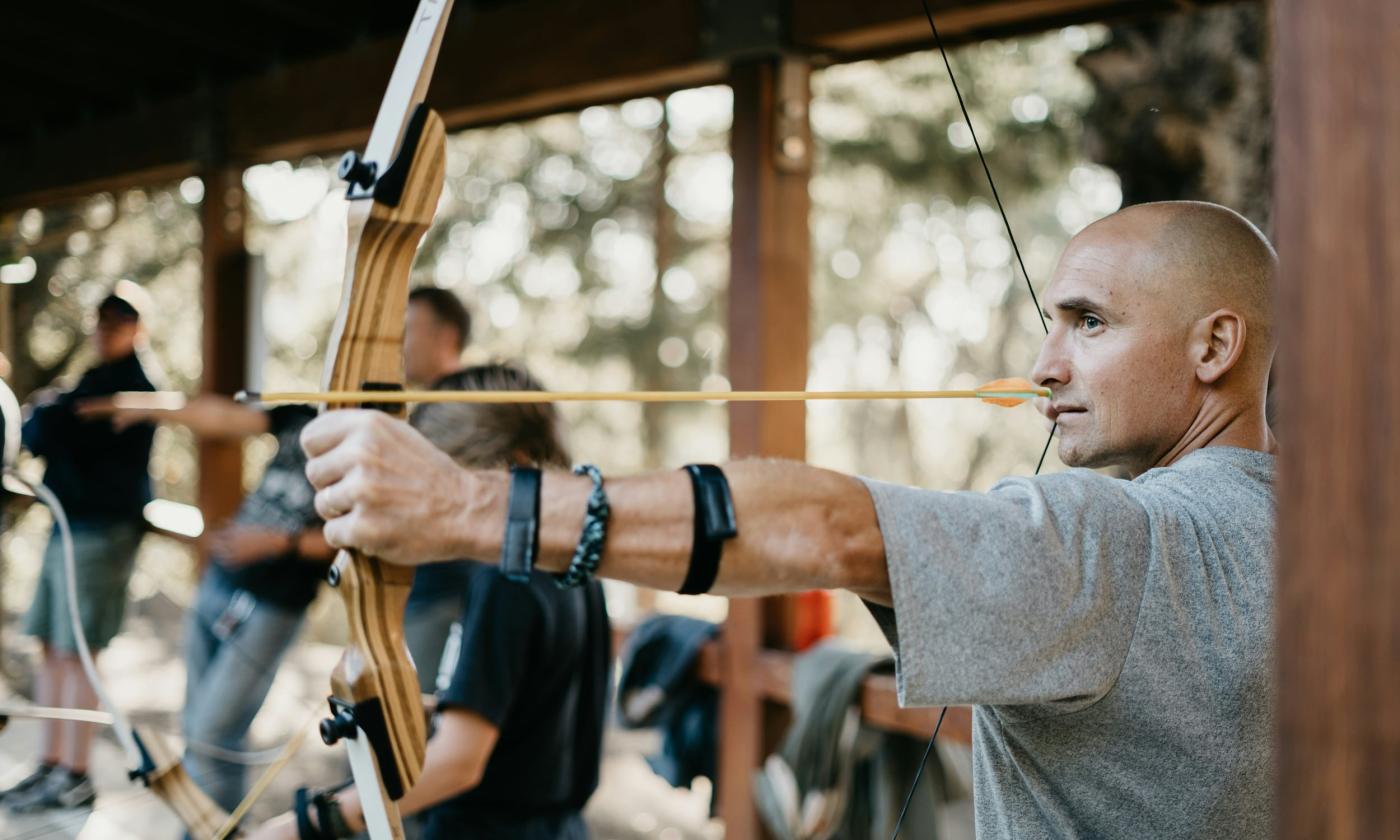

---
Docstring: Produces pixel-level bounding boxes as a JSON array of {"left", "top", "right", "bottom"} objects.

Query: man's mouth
[{"left": 1046, "top": 404, "right": 1087, "bottom": 423}]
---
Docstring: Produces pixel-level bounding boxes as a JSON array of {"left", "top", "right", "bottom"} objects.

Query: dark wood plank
[
  {"left": 793, "top": 0, "right": 1232, "bottom": 58},
  {"left": 694, "top": 641, "right": 973, "bottom": 744},
  {"left": 1274, "top": 1, "right": 1400, "bottom": 838},
  {"left": 197, "top": 166, "right": 249, "bottom": 559},
  {"left": 0, "top": 0, "right": 1233, "bottom": 211},
  {"left": 226, "top": 0, "right": 723, "bottom": 164},
  {"left": 721, "top": 55, "right": 817, "bottom": 840}
]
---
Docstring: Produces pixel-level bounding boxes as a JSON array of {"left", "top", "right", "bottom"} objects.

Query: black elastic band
[
  {"left": 295, "top": 787, "right": 331, "bottom": 840},
  {"left": 500, "top": 466, "right": 542, "bottom": 583},
  {"left": 678, "top": 464, "right": 738, "bottom": 595}
]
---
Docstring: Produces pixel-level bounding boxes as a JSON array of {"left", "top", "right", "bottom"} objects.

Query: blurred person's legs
[
  {"left": 182, "top": 573, "right": 303, "bottom": 812},
  {"left": 7, "top": 521, "right": 141, "bottom": 811}
]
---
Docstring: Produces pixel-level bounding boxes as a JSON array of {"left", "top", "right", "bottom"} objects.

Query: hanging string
[{"left": 889, "top": 3, "right": 1059, "bottom": 837}]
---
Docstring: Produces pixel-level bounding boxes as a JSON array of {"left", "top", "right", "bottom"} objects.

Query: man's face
[
  {"left": 93, "top": 314, "right": 139, "bottom": 362},
  {"left": 403, "top": 300, "right": 452, "bottom": 386},
  {"left": 1030, "top": 231, "right": 1197, "bottom": 475}
]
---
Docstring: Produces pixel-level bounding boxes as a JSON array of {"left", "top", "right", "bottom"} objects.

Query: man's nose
[{"left": 1030, "top": 333, "right": 1068, "bottom": 391}]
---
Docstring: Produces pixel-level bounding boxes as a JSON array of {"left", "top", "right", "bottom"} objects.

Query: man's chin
[{"left": 1057, "top": 437, "right": 1118, "bottom": 470}]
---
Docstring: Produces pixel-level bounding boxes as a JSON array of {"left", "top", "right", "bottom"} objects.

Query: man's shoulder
[{"left": 1134, "top": 446, "right": 1275, "bottom": 491}]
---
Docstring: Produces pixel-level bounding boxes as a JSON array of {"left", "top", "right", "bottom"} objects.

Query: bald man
[{"left": 298, "top": 201, "right": 1278, "bottom": 839}]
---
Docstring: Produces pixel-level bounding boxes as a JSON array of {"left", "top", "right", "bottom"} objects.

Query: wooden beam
[
  {"left": 197, "top": 166, "right": 249, "bottom": 555},
  {"left": 0, "top": 0, "right": 722, "bottom": 210},
  {"left": 791, "top": 0, "right": 1228, "bottom": 57},
  {"left": 226, "top": 0, "right": 723, "bottom": 165},
  {"left": 1274, "top": 1, "right": 1400, "bottom": 838},
  {"left": 0, "top": 0, "right": 1235, "bottom": 211},
  {"left": 721, "top": 55, "right": 814, "bottom": 839},
  {"left": 695, "top": 641, "right": 974, "bottom": 744}
]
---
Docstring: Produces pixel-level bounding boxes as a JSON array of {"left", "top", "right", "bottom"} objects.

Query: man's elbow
[
  {"left": 806, "top": 489, "right": 888, "bottom": 596},
  {"left": 832, "top": 514, "right": 889, "bottom": 598}
]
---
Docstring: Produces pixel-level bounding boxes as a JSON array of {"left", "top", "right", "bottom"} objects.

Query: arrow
[{"left": 236, "top": 377, "right": 1050, "bottom": 408}]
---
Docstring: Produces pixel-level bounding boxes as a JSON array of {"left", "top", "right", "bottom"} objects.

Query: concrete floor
[
  {"left": 0, "top": 718, "right": 719, "bottom": 840},
  {"left": 0, "top": 597, "right": 718, "bottom": 840},
  {"left": 0, "top": 587, "right": 962, "bottom": 840}
]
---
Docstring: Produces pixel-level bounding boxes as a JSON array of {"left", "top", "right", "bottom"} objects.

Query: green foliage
[
  {"left": 809, "top": 27, "right": 1118, "bottom": 489},
  {"left": 1078, "top": 3, "right": 1272, "bottom": 228}
]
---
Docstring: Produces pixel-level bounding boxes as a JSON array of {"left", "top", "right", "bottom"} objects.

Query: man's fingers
[
  {"left": 321, "top": 513, "right": 389, "bottom": 559},
  {"left": 304, "top": 441, "right": 363, "bottom": 491},
  {"left": 314, "top": 479, "right": 360, "bottom": 523},
  {"left": 299, "top": 410, "right": 380, "bottom": 459}
]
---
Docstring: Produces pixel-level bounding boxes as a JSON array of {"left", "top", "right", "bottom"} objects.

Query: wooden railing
[
  {"left": 694, "top": 639, "right": 972, "bottom": 745},
  {"left": 613, "top": 624, "right": 971, "bottom": 746}
]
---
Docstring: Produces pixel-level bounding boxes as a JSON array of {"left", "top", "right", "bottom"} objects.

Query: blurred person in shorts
[{"left": 4, "top": 289, "right": 157, "bottom": 812}]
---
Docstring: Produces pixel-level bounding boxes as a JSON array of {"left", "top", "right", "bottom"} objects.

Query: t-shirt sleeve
[
  {"left": 860, "top": 470, "right": 1151, "bottom": 711},
  {"left": 438, "top": 571, "right": 539, "bottom": 726}
]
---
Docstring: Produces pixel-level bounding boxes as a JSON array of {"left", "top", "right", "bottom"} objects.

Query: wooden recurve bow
[{"left": 311, "top": 1, "right": 456, "bottom": 837}]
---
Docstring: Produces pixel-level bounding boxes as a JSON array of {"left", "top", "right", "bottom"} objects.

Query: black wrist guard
[
  {"left": 677, "top": 464, "right": 738, "bottom": 595},
  {"left": 500, "top": 466, "right": 542, "bottom": 583}
]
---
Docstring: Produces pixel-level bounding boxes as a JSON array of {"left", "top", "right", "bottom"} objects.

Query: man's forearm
[{"left": 456, "top": 460, "right": 891, "bottom": 600}]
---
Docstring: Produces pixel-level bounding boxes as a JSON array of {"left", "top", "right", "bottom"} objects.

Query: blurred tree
[
  {"left": 1077, "top": 3, "right": 1272, "bottom": 228},
  {"left": 247, "top": 90, "right": 736, "bottom": 475},
  {"left": 810, "top": 26, "right": 1117, "bottom": 491}
]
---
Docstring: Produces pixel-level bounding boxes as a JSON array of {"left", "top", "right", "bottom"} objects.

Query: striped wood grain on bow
[{"left": 313, "top": 1, "right": 455, "bottom": 835}]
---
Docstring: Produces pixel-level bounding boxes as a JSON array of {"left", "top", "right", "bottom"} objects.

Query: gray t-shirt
[{"left": 861, "top": 446, "right": 1274, "bottom": 839}]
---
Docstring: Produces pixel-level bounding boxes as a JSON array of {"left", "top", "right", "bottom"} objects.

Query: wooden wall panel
[
  {"left": 1274, "top": 1, "right": 1400, "bottom": 837},
  {"left": 721, "top": 57, "right": 813, "bottom": 840}
]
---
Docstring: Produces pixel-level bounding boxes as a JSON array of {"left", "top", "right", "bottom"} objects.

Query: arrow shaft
[{"left": 242, "top": 387, "right": 1050, "bottom": 405}]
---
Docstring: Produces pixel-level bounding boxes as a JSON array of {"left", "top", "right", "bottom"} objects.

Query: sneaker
[
  {"left": 7, "top": 767, "right": 96, "bottom": 812},
  {"left": 0, "top": 764, "right": 54, "bottom": 801}
]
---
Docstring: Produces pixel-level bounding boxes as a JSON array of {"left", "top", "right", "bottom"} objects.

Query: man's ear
[{"left": 1193, "top": 309, "right": 1246, "bottom": 385}]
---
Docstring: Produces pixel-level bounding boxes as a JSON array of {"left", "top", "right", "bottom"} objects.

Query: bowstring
[
  {"left": 1, "top": 468, "right": 323, "bottom": 835},
  {"left": 889, "top": 3, "right": 1058, "bottom": 837}
]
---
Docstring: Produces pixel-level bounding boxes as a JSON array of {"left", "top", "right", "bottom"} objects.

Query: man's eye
[{"left": 1081, "top": 314, "right": 1103, "bottom": 330}]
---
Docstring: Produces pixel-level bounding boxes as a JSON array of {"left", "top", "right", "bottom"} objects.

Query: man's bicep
[{"left": 864, "top": 474, "right": 1151, "bottom": 708}]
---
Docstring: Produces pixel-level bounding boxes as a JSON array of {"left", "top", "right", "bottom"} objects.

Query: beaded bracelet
[{"left": 556, "top": 464, "right": 609, "bottom": 589}]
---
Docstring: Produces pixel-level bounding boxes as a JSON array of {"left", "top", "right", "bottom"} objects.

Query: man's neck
[{"left": 1151, "top": 395, "right": 1276, "bottom": 475}]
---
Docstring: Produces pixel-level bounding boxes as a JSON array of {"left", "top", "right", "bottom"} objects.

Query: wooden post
[
  {"left": 1274, "top": 1, "right": 1400, "bottom": 838},
  {"left": 198, "top": 166, "right": 248, "bottom": 546},
  {"left": 721, "top": 55, "right": 813, "bottom": 840}
]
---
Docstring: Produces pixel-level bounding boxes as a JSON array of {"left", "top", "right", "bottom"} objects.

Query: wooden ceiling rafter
[{"left": 0, "top": 0, "right": 1231, "bottom": 212}]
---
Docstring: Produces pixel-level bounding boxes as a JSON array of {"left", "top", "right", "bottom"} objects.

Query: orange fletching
[{"left": 976, "top": 377, "right": 1047, "bottom": 408}]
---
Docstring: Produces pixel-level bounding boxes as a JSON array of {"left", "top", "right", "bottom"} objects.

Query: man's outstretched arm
[{"left": 301, "top": 410, "right": 892, "bottom": 603}]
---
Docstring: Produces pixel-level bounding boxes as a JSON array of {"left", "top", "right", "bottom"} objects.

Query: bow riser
[
  {"left": 321, "top": 107, "right": 445, "bottom": 804},
  {"left": 326, "top": 108, "right": 447, "bottom": 399}
]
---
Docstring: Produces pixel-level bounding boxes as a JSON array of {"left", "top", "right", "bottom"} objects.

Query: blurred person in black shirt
[
  {"left": 401, "top": 287, "right": 475, "bottom": 693},
  {"left": 74, "top": 391, "right": 335, "bottom": 813},
  {"left": 249, "top": 363, "right": 611, "bottom": 840},
  {"left": 4, "top": 290, "right": 157, "bottom": 812}
]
